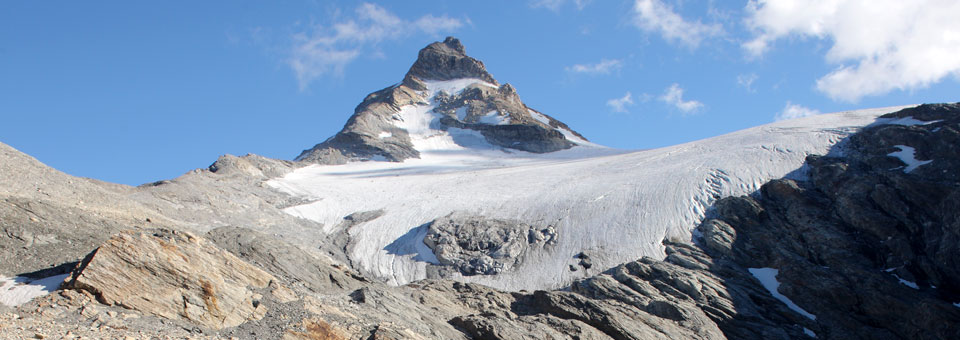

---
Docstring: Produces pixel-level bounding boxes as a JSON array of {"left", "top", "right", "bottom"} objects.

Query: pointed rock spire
[{"left": 403, "top": 37, "right": 497, "bottom": 89}]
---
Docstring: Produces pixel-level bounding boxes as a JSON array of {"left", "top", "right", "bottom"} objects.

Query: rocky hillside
[
  {"left": 0, "top": 145, "right": 327, "bottom": 280},
  {"left": 1, "top": 103, "right": 957, "bottom": 339},
  {"left": 295, "top": 37, "right": 587, "bottom": 164}
]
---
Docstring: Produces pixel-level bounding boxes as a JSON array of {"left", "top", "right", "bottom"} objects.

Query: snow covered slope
[
  {"left": 268, "top": 104, "right": 912, "bottom": 291},
  {"left": 382, "top": 78, "right": 600, "bottom": 158}
]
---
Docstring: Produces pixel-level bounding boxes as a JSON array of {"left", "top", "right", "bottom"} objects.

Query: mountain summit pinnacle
[
  {"left": 295, "top": 37, "right": 589, "bottom": 164},
  {"left": 402, "top": 37, "right": 498, "bottom": 88}
]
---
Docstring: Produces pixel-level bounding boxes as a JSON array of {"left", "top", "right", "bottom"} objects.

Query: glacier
[{"left": 268, "top": 78, "right": 913, "bottom": 291}]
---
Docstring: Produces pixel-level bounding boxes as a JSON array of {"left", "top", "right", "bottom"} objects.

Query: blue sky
[{"left": 2, "top": 0, "right": 958, "bottom": 185}]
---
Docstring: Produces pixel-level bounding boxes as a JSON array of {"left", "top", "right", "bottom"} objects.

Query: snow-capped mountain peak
[{"left": 295, "top": 37, "right": 591, "bottom": 164}]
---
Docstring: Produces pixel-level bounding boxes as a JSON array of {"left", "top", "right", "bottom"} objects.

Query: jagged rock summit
[
  {"left": 295, "top": 37, "right": 589, "bottom": 164},
  {"left": 402, "top": 36, "right": 497, "bottom": 87}
]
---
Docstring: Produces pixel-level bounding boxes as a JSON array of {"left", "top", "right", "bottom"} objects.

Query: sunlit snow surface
[
  {"left": 0, "top": 274, "right": 69, "bottom": 307},
  {"left": 270, "top": 82, "right": 911, "bottom": 290}
]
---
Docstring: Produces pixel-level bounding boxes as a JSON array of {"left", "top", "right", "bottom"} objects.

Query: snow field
[{"left": 271, "top": 90, "right": 911, "bottom": 291}]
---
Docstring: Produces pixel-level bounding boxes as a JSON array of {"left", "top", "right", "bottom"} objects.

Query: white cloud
[
  {"left": 607, "top": 92, "right": 635, "bottom": 113},
  {"left": 737, "top": 73, "right": 758, "bottom": 93},
  {"left": 744, "top": 0, "right": 960, "bottom": 102},
  {"left": 289, "top": 3, "right": 464, "bottom": 90},
  {"left": 775, "top": 101, "right": 821, "bottom": 121},
  {"left": 531, "top": 0, "right": 591, "bottom": 11},
  {"left": 566, "top": 59, "right": 623, "bottom": 75},
  {"left": 632, "top": 0, "right": 723, "bottom": 48},
  {"left": 659, "top": 83, "right": 703, "bottom": 114},
  {"left": 414, "top": 15, "right": 466, "bottom": 35}
]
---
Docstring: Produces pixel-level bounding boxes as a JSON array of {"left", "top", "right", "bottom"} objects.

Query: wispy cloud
[
  {"left": 659, "top": 83, "right": 703, "bottom": 114},
  {"left": 607, "top": 92, "right": 635, "bottom": 113},
  {"left": 566, "top": 59, "right": 623, "bottom": 75},
  {"left": 737, "top": 73, "right": 759, "bottom": 93},
  {"left": 744, "top": 0, "right": 960, "bottom": 102},
  {"left": 775, "top": 101, "right": 820, "bottom": 121},
  {"left": 531, "top": 0, "right": 592, "bottom": 11},
  {"left": 632, "top": 0, "right": 723, "bottom": 48},
  {"left": 289, "top": 3, "right": 464, "bottom": 90}
]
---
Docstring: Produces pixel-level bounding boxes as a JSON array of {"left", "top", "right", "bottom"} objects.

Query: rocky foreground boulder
[{"left": 63, "top": 229, "right": 278, "bottom": 330}]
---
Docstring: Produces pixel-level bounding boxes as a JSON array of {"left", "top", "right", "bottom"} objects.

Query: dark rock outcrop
[
  {"left": 423, "top": 213, "right": 558, "bottom": 276},
  {"left": 692, "top": 103, "right": 960, "bottom": 339}
]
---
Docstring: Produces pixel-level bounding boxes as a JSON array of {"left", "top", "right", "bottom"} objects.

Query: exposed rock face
[
  {"left": 402, "top": 36, "right": 497, "bottom": 89},
  {"left": 63, "top": 229, "right": 276, "bottom": 330},
  {"left": 206, "top": 226, "right": 367, "bottom": 293},
  {"left": 434, "top": 83, "right": 580, "bottom": 153},
  {"left": 690, "top": 103, "right": 960, "bottom": 339},
  {"left": 207, "top": 153, "right": 295, "bottom": 180},
  {"left": 441, "top": 277, "right": 728, "bottom": 340},
  {"left": 0, "top": 142, "right": 176, "bottom": 279},
  {"left": 295, "top": 37, "right": 585, "bottom": 164},
  {"left": 423, "top": 213, "right": 558, "bottom": 276},
  {"left": 0, "top": 140, "right": 323, "bottom": 281}
]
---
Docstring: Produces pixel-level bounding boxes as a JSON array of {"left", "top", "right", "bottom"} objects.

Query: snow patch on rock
[
  {"left": 892, "top": 273, "right": 920, "bottom": 289},
  {"left": 888, "top": 145, "right": 932, "bottom": 173},
  {"left": 528, "top": 108, "right": 592, "bottom": 145},
  {"left": 478, "top": 111, "right": 509, "bottom": 125},
  {"left": 879, "top": 116, "right": 943, "bottom": 126},
  {"left": 748, "top": 268, "right": 817, "bottom": 320}
]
